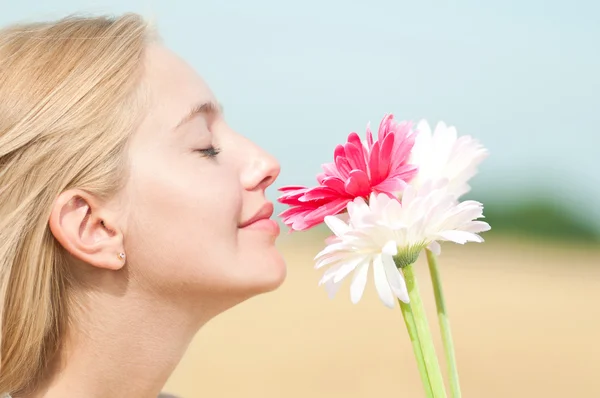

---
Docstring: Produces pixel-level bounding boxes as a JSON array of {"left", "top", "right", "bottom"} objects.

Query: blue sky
[{"left": 3, "top": 0, "right": 599, "bottom": 227}]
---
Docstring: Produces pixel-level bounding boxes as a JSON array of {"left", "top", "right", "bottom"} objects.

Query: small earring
[{"left": 118, "top": 252, "right": 126, "bottom": 261}]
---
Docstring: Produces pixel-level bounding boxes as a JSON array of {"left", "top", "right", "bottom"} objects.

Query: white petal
[
  {"left": 314, "top": 242, "right": 351, "bottom": 259},
  {"left": 383, "top": 196, "right": 403, "bottom": 226},
  {"left": 315, "top": 254, "right": 348, "bottom": 269},
  {"left": 333, "top": 256, "right": 368, "bottom": 283},
  {"left": 416, "top": 119, "right": 432, "bottom": 136},
  {"left": 373, "top": 255, "right": 395, "bottom": 308},
  {"left": 350, "top": 261, "right": 369, "bottom": 304},
  {"left": 382, "top": 254, "right": 409, "bottom": 303},
  {"left": 437, "top": 230, "right": 483, "bottom": 244},
  {"left": 463, "top": 220, "right": 491, "bottom": 233},
  {"left": 382, "top": 240, "right": 398, "bottom": 256},
  {"left": 324, "top": 279, "right": 343, "bottom": 299},
  {"left": 324, "top": 235, "right": 341, "bottom": 245},
  {"left": 370, "top": 192, "right": 389, "bottom": 216},
  {"left": 318, "top": 262, "right": 345, "bottom": 285},
  {"left": 427, "top": 241, "right": 442, "bottom": 255},
  {"left": 324, "top": 215, "right": 350, "bottom": 237},
  {"left": 349, "top": 196, "right": 368, "bottom": 214},
  {"left": 401, "top": 185, "right": 416, "bottom": 206}
]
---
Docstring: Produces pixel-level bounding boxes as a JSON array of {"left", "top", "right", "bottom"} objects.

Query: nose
[{"left": 241, "top": 144, "right": 281, "bottom": 191}]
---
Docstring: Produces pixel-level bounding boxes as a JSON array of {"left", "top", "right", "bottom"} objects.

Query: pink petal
[
  {"left": 278, "top": 185, "right": 307, "bottom": 192},
  {"left": 321, "top": 162, "right": 340, "bottom": 179},
  {"left": 390, "top": 132, "right": 415, "bottom": 168},
  {"left": 366, "top": 123, "right": 374, "bottom": 148},
  {"left": 300, "top": 187, "right": 339, "bottom": 201},
  {"left": 279, "top": 207, "right": 313, "bottom": 229},
  {"left": 379, "top": 130, "right": 395, "bottom": 161},
  {"left": 373, "top": 177, "right": 406, "bottom": 194},
  {"left": 292, "top": 217, "right": 313, "bottom": 231},
  {"left": 334, "top": 156, "right": 352, "bottom": 179},
  {"left": 321, "top": 177, "right": 347, "bottom": 194},
  {"left": 333, "top": 144, "right": 345, "bottom": 160},
  {"left": 299, "top": 199, "right": 351, "bottom": 230},
  {"left": 377, "top": 132, "right": 395, "bottom": 178},
  {"left": 347, "top": 132, "right": 369, "bottom": 167},
  {"left": 316, "top": 172, "right": 327, "bottom": 184},
  {"left": 344, "top": 169, "right": 371, "bottom": 197},
  {"left": 378, "top": 114, "right": 394, "bottom": 142},
  {"left": 368, "top": 141, "right": 383, "bottom": 185},
  {"left": 347, "top": 132, "right": 363, "bottom": 149},
  {"left": 389, "top": 165, "right": 418, "bottom": 182},
  {"left": 344, "top": 141, "right": 368, "bottom": 173},
  {"left": 279, "top": 206, "right": 313, "bottom": 219},
  {"left": 277, "top": 188, "right": 309, "bottom": 205},
  {"left": 373, "top": 190, "right": 398, "bottom": 200}
]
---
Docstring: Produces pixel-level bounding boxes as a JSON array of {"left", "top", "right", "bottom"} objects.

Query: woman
[{"left": 0, "top": 13, "right": 286, "bottom": 398}]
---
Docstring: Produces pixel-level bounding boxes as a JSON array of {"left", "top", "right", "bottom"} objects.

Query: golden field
[{"left": 164, "top": 232, "right": 600, "bottom": 398}]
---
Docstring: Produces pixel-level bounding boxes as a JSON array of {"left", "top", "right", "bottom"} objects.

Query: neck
[{"left": 28, "top": 287, "right": 209, "bottom": 398}]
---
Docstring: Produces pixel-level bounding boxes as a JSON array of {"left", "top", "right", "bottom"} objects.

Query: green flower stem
[
  {"left": 402, "top": 264, "right": 447, "bottom": 398},
  {"left": 398, "top": 298, "right": 434, "bottom": 398},
  {"left": 426, "top": 249, "right": 461, "bottom": 398}
]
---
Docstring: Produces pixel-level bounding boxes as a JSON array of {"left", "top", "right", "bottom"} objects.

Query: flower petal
[
  {"left": 372, "top": 177, "right": 406, "bottom": 194},
  {"left": 278, "top": 185, "right": 308, "bottom": 192},
  {"left": 382, "top": 254, "right": 409, "bottom": 303},
  {"left": 344, "top": 141, "right": 368, "bottom": 173},
  {"left": 437, "top": 230, "right": 483, "bottom": 244},
  {"left": 324, "top": 215, "right": 350, "bottom": 237},
  {"left": 324, "top": 279, "right": 343, "bottom": 299},
  {"left": 427, "top": 241, "right": 442, "bottom": 255},
  {"left": 314, "top": 241, "right": 352, "bottom": 259},
  {"left": 321, "top": 177, "right": 347, "bottom": 194},
  {"left": 373, "top": 255, "right": 395, "bottom": 308},
  {"left": 333, "top": 256, "right": 369, "bottom": 284},
  {"left": 377, "top": 114, "right": 393, "bottom": 142},
  {"left": 463, "top": 221, "right": 491, "bottom": 233},
  {"left": 344, "top": 169, "right": 371, "bottom": 197},
  {"left": 321, "top": 162, "right": 340, "bottom": 179},
  {"left": 347, "top": 132, "right": 369, "bottom": 167},
  {"left": 334, "top": 156, "right": 352, "bottom": 179},
  {"left": 305, "top": 198, "right": 351, "bottom": 221},
  {"left": 382, "top": 240, "right": 398, "bottom": 256},
  {"left": 366, "top": 122, "right": 374, "bottom": 148},
  {"left": 299, "top": 187, "right": 339, "bottom": 202},
  {"left": 377, "top": 132, "right": 395, "bottom": 178},
  {"left": 367, "top": 141, "right": 382, "bottom": 185},
  {"left": 350, "top": 261, "right": 369, "bottom": 304},
  {"left": 315, "top": 253, "right": 348, "bottom": 269}
]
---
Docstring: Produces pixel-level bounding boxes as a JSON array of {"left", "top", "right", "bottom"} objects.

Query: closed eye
[{"left": 195, "top": 146, "right": 221, "bottom": 158}]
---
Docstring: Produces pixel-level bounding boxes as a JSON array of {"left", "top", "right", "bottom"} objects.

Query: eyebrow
[{"left": 175, "top": 101, "right": 223, "bottom": 129}]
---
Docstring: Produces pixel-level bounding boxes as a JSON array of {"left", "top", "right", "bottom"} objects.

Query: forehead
[{"left": 142, "top": 44, "right": 216, "bottom": 128}]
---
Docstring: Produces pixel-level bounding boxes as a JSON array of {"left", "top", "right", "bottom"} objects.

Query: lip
[
  {"left": 243, "top": 218, "right": 280, "bottom": 235},
  {"left": 239, "top": 202, "right": 276, "bottom": 229}
]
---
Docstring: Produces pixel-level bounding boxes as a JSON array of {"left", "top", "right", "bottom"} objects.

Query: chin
[
  {"left": 243, "top": 250, "right": 287, "bottom": 295},
  {"left": 260, "top": 257, "right": 288, "bottom": 292}
]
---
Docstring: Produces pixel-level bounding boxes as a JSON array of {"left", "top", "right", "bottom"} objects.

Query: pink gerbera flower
[{"left": 278, "top": 114, "right": 418, "bottom": 231}]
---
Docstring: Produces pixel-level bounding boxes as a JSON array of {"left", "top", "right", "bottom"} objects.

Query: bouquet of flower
[{"left": 278, "top": 114, "right": 490, "bottom": 398}]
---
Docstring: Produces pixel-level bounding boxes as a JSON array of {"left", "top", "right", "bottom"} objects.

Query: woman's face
[{"left": 121, "top": 44, "right": 285, "bottom": 306}]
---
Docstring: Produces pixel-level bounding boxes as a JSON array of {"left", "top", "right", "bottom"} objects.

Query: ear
[{"left": 48, "top": 189, "right": 125, "bottom": 271}]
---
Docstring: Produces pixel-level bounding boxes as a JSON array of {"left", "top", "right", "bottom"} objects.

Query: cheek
[{"left": 123, "top": 155, "right": 243, "bottom": 285}]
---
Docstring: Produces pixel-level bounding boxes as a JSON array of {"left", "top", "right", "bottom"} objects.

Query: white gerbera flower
[
  {"left": 314, "top": 183, "right": 490, "bottom": 308},
  {"left": 410, "top": 120, "right": 488, "bottom": 199}
]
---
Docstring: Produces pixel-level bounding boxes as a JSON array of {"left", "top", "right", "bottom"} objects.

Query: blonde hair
[{"left": 0, "top": 14, "right": 151, "bottom": 394}]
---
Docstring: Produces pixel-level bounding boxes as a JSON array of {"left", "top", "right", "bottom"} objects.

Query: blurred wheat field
[{"left": 164, "top": 232, "right": 600, "bottom": 398}]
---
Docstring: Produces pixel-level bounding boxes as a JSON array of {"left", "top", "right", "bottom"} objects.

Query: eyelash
[{"left": 195, "top": 145, "right": 221, "bottom": 158}]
